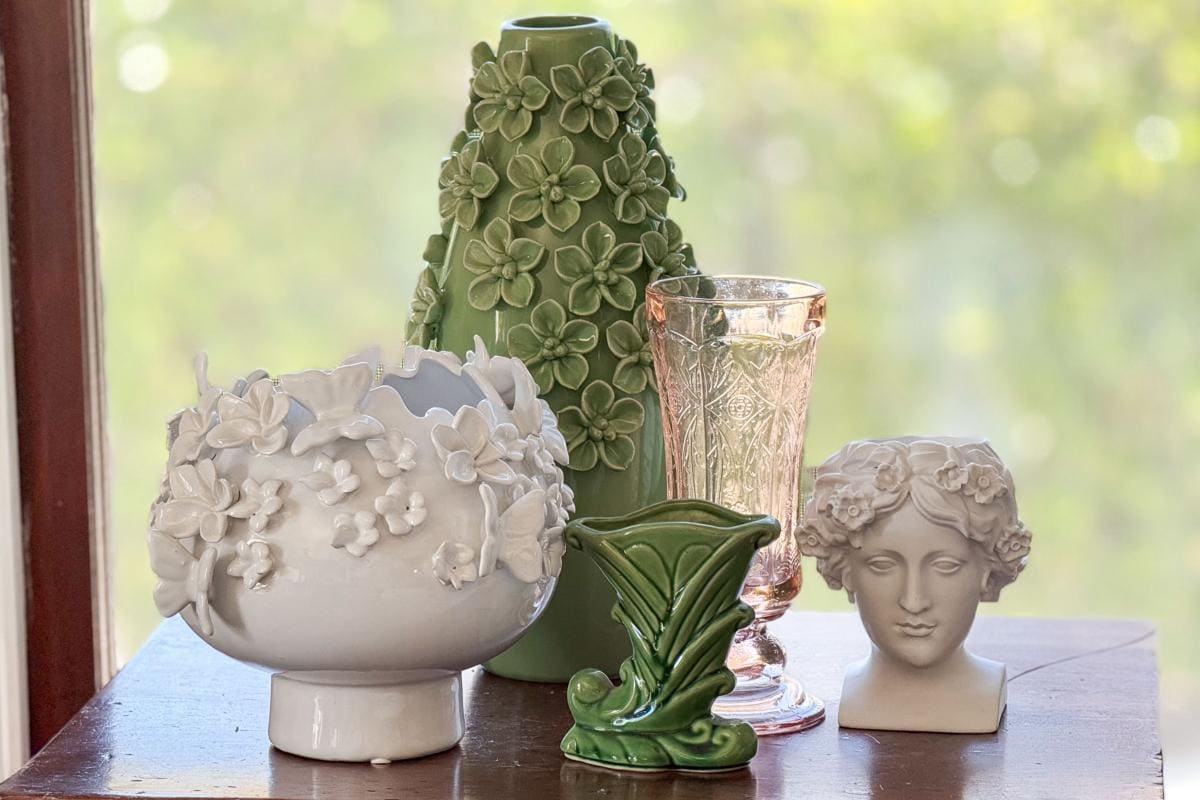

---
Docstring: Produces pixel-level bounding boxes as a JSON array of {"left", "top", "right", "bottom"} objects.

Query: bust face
[{"left": 847, "top": 500, "right": 988, "bottom": 669}]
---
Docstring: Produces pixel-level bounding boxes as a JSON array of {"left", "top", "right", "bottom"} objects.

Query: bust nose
[{"left": 898, "top": 568, "right": 932, "bottom": 615}]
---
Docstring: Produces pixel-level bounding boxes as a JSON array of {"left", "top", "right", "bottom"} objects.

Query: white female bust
[{"left": 800, "top": 436, "right": 1032, "bottom": 734}]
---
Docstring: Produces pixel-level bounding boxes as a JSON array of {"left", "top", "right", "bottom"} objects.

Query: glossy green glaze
[
  {"left": 560, "top": 500, "right": 780, "bottom": 771},
  {"left": 408, "top": 15, "right": 693, "bottom": 680}
]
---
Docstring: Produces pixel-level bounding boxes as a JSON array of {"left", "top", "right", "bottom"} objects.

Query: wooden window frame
[{"left": 0, "top": 0, "right": 112, "bottom": 755}]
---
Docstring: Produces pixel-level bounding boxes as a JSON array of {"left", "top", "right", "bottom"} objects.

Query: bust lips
[{"left": 895, "top": 620, "right": 937, "bottom": 638}]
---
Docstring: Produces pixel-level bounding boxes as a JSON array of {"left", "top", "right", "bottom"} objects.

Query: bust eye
[
  {"left": 865, "top": 557, "right": 898, "bottom": 574},
  {"left": 932, "top": 558, "right": 965, "bottom": 575}
]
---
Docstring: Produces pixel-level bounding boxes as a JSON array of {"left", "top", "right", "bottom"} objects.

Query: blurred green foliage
[{"left": 94, "top": 0, "right": 1197, "bottom": 741}]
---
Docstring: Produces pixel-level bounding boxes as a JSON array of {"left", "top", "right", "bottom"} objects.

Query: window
[{"left": 91, "top": 0, "right": 1197, "bottom": 790}]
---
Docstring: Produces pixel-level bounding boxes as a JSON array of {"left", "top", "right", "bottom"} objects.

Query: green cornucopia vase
[{"left": 560, "top": 500, "right": 780, "bottom": 771}]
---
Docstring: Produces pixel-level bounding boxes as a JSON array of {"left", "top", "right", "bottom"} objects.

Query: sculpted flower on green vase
[
  {"left": 507, "top": 299, "right": 599, "bottom": 392},
  {"left": 603, "top": 133, "right": 670, "bottom": 224},
  {"left": 648, "top": 133, "right": 686, "bottom": 201},
  {"left": 614, "top": 39, "right": 655, "bottom": 131},
  {"left": 469, "top": 42, "right": 495, "bottom": 93},
  {"left": 424, "top": 231, "right": 449, "bottom": 268},
  {"left": 554, "top": 221, "right": 643, "bottom": 315},
  {"left": 406, "top": 266, "right": 444, "bottom": 347},
  {"left": 606, "top": 304, "right": 656, "bottom": 394},
  {"left": 557, "top": 380, "right": 645, "bottom": 472},
  {"left": 465, "top": 42, "right": 494, "bottom": 132},
  {"left": 507, "top": 137, "right": 601, "bottom": 232},
  {"left": 550, "top": 46, "right": 636, "bottom": 141},
  {"left": 438, "top": 139, "right": 499, "bottom": 231},
  {"left": 642, "top": 219, "right": 697, "bottom": 284},
  {"left": 464, "top": 218, "right": 545, "bottom": 310},
  {"left": 472, "top": 49, "right": 551, "bottom": 142}
]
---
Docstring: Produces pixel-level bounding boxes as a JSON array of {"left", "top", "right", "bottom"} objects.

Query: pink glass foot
[{"left": 713, "top": 620, "right": 825, "bottom": 735}]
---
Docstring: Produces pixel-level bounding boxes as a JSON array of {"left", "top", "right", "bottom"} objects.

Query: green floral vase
[
  {"left": 405, "top": 15, "right": 696, "bottom": 681},
  {"left": 560, "top": 500, "right": 780, "bottom": 771}
]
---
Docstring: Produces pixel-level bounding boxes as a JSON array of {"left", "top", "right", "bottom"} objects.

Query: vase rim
[
  {"left": 503, "top": 15, "right": 609, "bottom": 32},
  {"left": 567, "top": 498, "right": 780, "bottom": 540},
  {"left": 647, "top": 274, "right": 826, "bottom": 307}
]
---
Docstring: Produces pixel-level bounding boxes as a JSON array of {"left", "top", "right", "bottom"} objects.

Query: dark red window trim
[{"left": 1, "top": 0, "right": 111, "bottom": 752}]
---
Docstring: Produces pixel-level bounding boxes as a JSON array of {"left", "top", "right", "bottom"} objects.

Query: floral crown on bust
[{"left": 800, "top": 436, "right": 1031, "bottom": 602}]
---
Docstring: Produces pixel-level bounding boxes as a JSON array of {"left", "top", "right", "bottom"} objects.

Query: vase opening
[
  {"left": 649, "top": 275, "right": 826, "bottom": 305},
  {"left": 506, "top": 15, "right": 604, "bottom": 31},
  {"left": 574, "top": 499, "right": 771, "bottom": 534},
  {"left": 380, "top": 359, "right": 485, "bottom": 416}
]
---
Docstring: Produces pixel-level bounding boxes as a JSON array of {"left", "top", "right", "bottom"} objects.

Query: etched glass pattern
[{"left": 646, "top": 275, "right": 827, "bottom": 734}]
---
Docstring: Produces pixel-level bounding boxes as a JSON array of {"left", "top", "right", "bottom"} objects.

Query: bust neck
[{"left": 838, "top": 644, "right": 1007, "bottom": 733}]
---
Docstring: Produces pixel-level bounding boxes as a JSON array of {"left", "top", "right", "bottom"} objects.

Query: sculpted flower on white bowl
[
  {"left": 227, "top": 539, "right": 274, "bottom": 589},
  {"left": 206, "top": 378, "right": 289, "bottom": 455},
  {"left": 432, "top": 541, "right": 480, "bottom": 590},
  {"left": 331, "top": 510, "right": 380, "bottom": 558},
  {"left": 168, "top": 388, "right": 221, "bottom": 467},
  {"left": 167, "top": 354, "right": 222, "bottom": 467},
  {"left": 431, "top": 405, "right": 517, "bottom": 486},
  {"left": 374, "top": 479, "right": 427, "bottom": 536},
  {"left": 228, "top": 478, "right": 283, "bottom": 533},
  {"left": 365, "top": 430, "right": 418, "bottom": 477},
  {"left": 301, "top": 454, "right": 361, "bottom": 506},
  {"left": 155, "top": 459, "right": 238, "bottom": 543}
]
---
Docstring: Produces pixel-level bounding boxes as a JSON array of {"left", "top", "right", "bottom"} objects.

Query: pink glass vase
[{"left": 645, "top": 275, "right": 826, "bottom": 734}]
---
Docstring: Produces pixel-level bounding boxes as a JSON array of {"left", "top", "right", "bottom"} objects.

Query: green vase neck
[{"left": 498, "top": 15, "right": 614, "bottom": 59}]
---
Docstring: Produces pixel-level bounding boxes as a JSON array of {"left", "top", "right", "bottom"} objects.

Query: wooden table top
[{"left": 1, "top": 612, "right": 1162, "bottom": 800}]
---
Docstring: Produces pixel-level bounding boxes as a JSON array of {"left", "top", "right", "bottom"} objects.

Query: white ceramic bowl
[{"left": 147, "top": 341, "right": 572, "bottom": 761}]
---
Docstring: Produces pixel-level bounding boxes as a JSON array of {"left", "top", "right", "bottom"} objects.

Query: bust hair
[{"left": 799, "top": 436, "right": 1031, "bottom": 602}]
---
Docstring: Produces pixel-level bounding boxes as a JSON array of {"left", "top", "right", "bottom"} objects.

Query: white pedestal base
[{"left": 268, "top": 670, "right": 463, "bottom": 762}]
